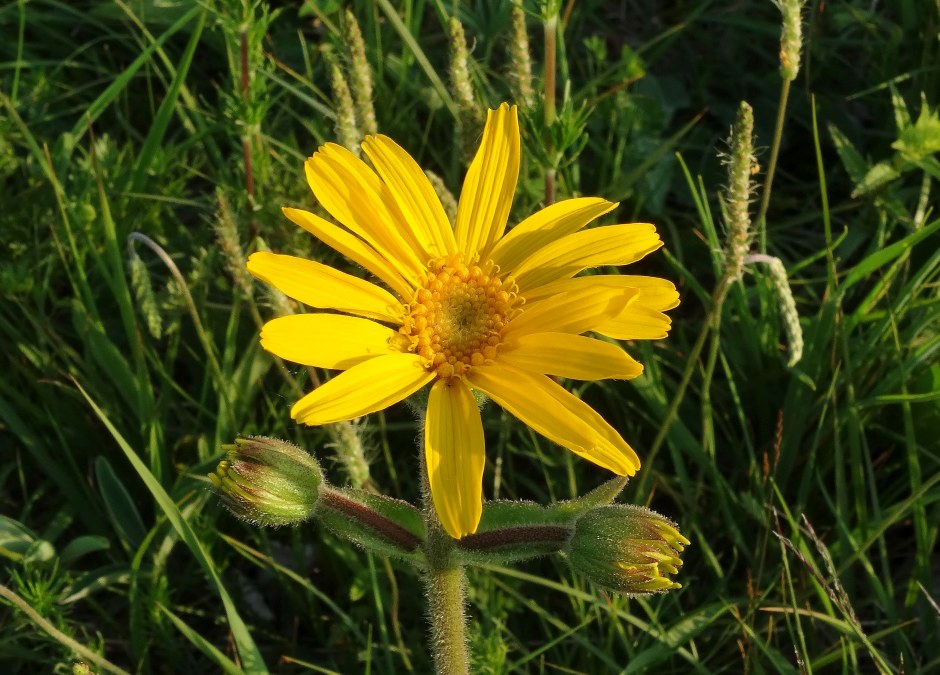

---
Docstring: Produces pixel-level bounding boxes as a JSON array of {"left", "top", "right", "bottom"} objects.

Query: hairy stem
[{"left": 423, "top": 560, "right": 469, "bottom": 674}]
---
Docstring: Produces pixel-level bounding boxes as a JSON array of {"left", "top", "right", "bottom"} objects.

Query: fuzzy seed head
[
  {"left": 343, "top": 10, "right": 377, "bottom": 135},
  {"left": 775, "top": 0, "right": 804, "bottom": 81},
  {"left": 722, "top": 101, "right": 757, "bottom": 281}
]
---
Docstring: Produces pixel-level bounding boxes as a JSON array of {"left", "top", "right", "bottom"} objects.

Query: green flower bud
[
  {"left": 209, "top": 436, "right": 322, "bottom": 527},
  {"left": 567, "top": 505, "right": 689, "bottom": 595}
]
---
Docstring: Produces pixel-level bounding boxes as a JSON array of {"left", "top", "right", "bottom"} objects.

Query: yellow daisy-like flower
[{"left": 247, "top": 103, "right": 678, "bottom": 539}]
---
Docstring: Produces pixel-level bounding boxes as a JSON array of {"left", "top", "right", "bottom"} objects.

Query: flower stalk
[{"left": 424, "top": 556, "right": 470, "bottom": 675}]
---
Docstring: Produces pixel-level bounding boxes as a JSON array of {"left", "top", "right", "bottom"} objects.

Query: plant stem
[
  {"left": 757, "top": 78, "right": 791, "bottom": 252},
  {"left": 420, "top": 447, "right": 469, "bottom": 674},
  {"left": 423, "top": 558, "right": 470, "bottom": 674}
]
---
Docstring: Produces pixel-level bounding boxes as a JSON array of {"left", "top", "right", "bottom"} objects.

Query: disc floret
[{"left": 401, "top": 255, "right": 519, "bottom": 380}]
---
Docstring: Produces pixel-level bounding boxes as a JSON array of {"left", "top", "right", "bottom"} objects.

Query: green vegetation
[{"left": 1, "top": 0, "right": 938, "bottom": 672}]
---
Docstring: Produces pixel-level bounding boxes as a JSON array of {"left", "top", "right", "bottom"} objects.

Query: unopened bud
[
  {"left": 209, "top": 436, "right": 322, "bottom": 526},
  {"left": 567, "top": 505, "right": 689, "bottom": 595}
]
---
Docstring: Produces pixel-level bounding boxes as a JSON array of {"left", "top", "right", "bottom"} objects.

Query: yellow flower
[{"left": 247, "top": 103, "right": 678, "bottom": 539}]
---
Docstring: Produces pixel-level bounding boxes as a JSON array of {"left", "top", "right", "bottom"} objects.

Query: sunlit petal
[
  {"left": 523, "top": 275, "right": 679, "bottom": 340},
  {"left": 425, "top": 379, "right": 485, "bottom": 538},
  {"left": 361, "top": 135, "right": 457, "bottom": 257},
  {"left": 305, "top": 144, "right": 427, "bottom": 279},
  {"left": 525, "top": 275, "right": 679, "bottom": 310},
  {"left": 454, "top": 103, "right": 520, "bottom": 257},
  {"left": 283, "top": 207, "right": 413, "bottom": 298},
  {"left": 260, "top": 314, "right": 397, "bottom": 369},
  {"left": 291, "top": 353, "right": 433, "bottom": 425},
  {"left": 504, "top": 286, "right": 637, "bottom": 338},
  {"left": 501, "top": 332, "right": 643, "bottom": 380},
  {"left": 512, "top": 224, "right": 663, "bottom": 292},
  {"left": 467, "top": 365, "right": 640, "bottom": 475},
  {"left": 490, "top": 198, "right": 616, "bottom": 273},
  {"left": 247, "top": 251, "right": 402, "bottom": 323},
  {"left": 597, "top": 307, "right": 674, "bottom": 340}
]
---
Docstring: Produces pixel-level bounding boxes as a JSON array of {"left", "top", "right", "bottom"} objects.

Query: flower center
[{"left": 401, "top": 256, "right": 518, "bottom": 379}]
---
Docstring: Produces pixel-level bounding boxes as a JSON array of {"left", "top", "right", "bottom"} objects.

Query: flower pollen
[{"left": 401, "top": 255, "right": 519, "bottom": 380}]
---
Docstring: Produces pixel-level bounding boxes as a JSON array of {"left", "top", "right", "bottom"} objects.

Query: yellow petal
[
  {"left": 361, "top": 135, "right": 457, "bottom": 258},
  {"left": 454, "top": 103, "right": 520, "bottom": 257},
  {"left": 524, "top": 274, "right": 678, "bottom": 339},
  {"left": 467, "top": 365, "right": 639, "bottom": 475},
  {"left": 282, "top": 207, "right": 413, "bottom": 299},
  {"left": 619, "top": 275, "right": 681, "bottom": 311},
  {"left": 512, "top": 224, "right": 663, "bottom": 292},
  {"left": 525, "top": 275, "right": 679, "bottom": 311},
  {"left": 260, "top": 314, "right": 397, "bottom": 369},
  {"left": 500, "top": 333, "right": 643, "bottom": 380},
  {"left": 247, "top": 251, "right": 402, "bottom": 323},
  {"left": 489, "top": 198, "right": 616, "bottom": 273},
  {"left": 504, "top": 286, "right": 637, "bottom": 338},
  {"left": 597, "top": 306, "right": 674, "bottom": 340},
  {"left": 425, "top": 379, "right": 485, "bottom": 538},
  {"left": 291, "top": 353, "right": 433, "bottom": 425},
  {"left": 305, "top": 144, "right": 427, "bottom": 280}
]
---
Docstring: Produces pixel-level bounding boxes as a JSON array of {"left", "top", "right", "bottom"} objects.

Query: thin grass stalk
[
  {"left": 543, "top": 12, "right": 558, "bottom": 204},
  {"left": 126, "top": 232, "right": 233, "bottom": 427},
  {"left": 0, "top": 583, "right": 132, "bottom": 675},
  {"left": 756, "top": 79, "right": 790, "bottom": 252},
  {"left": 240, "top": 30, "right": 256, "bottom": 206},
  {"left": 634, "top": 277, "right": 732, "bottom": 495}
]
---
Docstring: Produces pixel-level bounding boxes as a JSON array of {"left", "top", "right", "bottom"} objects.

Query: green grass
[{"left": 1, "top": 0, "right": 939, "bottom": 672}]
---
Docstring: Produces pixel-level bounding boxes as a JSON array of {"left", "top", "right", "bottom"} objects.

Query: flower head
[
  {"left": 248, "top": 104, "right": 678, "bottom": 538},
  {"left": 209, "top": 436, "right": 322, "bottom": 526},
  {"left": 567, "top": 505, "right": 689, "bottom": 595}
]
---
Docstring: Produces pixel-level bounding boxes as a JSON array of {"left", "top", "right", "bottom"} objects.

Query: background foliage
[{"left": 1, "top": 0, "right": 938, "bottom": 672}]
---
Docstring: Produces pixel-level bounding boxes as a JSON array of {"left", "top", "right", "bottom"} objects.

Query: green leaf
[
  {"left": 456, "top": 501, "right": 575, "bottom": 566},
  {"left": 828, "top": 123, "right": 869, "bottom": 184},
  {"left": 158, "top": 603, "right": 245, "bottom": 675},
  {"left": 0, "top": 515, "right": 43, "bottom": 562},
  {"left": 892, "top": 95, "right": 940, "bottom": 162},
  {"left": 851, "top": 160, "right": 901, "bottom": 198},
  {"left": 95, "top": 456, "right": 148, "bottom": 549},
  {"left": 67, "top": 5, "right": 204, "bottom": 150},
  {"left": 315, "top": 488, "right": 426, "bottom": 564},
  {"left": 551, "top": 476, "right": 628, "bottom": 517},
  {"left": 75, "top": 380, "right": 269, "bottom": 674},
  {"left": 841, "top": 218, "right": 940, "bottom": 292},
  {"left": 130, "top": 9, "right": 207, "bottom": 192},
  {"left": 59, "top": 535, "right": 110, "bottom": 567}
]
